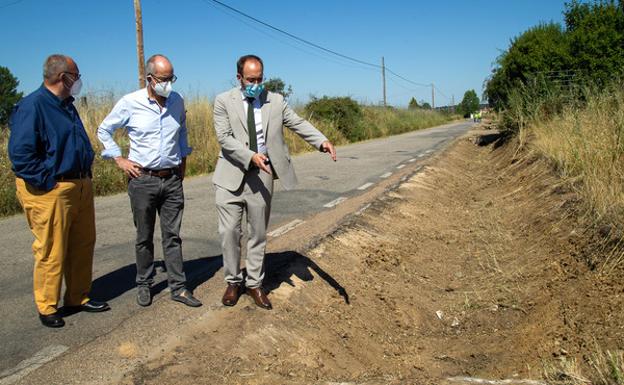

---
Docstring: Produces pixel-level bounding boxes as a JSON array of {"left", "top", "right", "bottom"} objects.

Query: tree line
[{"left": 485, "top": 0, "right": 624, "bottom": 111}]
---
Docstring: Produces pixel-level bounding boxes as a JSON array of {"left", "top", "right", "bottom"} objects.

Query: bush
[{"left": 304, "top": 96, "right": 365, "bottom": 142}]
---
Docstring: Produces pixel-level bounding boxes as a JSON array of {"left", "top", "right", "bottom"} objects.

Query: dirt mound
[{"left": 121, "top": 129, "right": 624, "bottom": 385}]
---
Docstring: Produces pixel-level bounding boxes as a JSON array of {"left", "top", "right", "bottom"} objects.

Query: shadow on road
[
  {"left": 264, "top": 251, "right": 349, "bottom": 304},
  {"left": 86, "top": 255, "right": 223, "bottom": 303}
]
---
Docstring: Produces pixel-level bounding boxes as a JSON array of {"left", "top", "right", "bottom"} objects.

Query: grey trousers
[
  {"left": 128, "top": 173, "right": 187, "bottom": 294},
  {"left": 215, "top": 167, "right": 273, "bottom": 288}
]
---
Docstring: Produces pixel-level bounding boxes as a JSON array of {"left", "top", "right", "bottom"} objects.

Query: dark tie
[{"left": 246, "top": 97, "right": 257, "bottom": 153}]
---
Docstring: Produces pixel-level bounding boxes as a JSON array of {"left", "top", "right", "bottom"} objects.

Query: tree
[
  {"left": 421, "top": 101, "right": 432, "bottom": 109},
  {"left": 458, "top": 89, "right": 480, "bottom": 117},
  {"left": 484, "top": 0, "right": 624, "bottom": 110},
  {"left": 564, "top": 0, "right": 624, "bottom": 85},
  {"left": 264, "top": 77, "right": 293, "bottom": 99},
  {"left": 484, "top": 22, "right": 570, "bottom": 110},
  {"left": 408, "top": 97, "right": 419, "bottom": 109},
  {"left": 0, "top": 66, "right": 23, "bottom": 126}
]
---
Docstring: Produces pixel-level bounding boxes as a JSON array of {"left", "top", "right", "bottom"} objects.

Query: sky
[{"left": 0, "top": 0, "right": 569, "bottom": 108}]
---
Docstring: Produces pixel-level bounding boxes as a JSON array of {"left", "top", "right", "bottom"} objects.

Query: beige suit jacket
[{"left": 212, "top": 88, "right": 328, "bottom": 192}]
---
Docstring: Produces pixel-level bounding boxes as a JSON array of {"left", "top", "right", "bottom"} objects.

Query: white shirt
[
  {"left": 242, "top": 92, "right": 266, "bottom": 155},
  {"left": 97, "top": 88, "right": 192, "bottom": 169}
]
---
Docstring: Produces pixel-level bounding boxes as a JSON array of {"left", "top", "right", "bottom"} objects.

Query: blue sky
[{"left": 0, "top": 0, "right": 568, "bottom": 107}]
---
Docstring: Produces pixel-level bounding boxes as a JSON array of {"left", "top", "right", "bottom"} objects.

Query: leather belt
[
  {"left": 142, "top": 167, "right": 180, "bottom": 178},
  {"left": 57, "top": 170, "right": 92, "bottom": 181}
]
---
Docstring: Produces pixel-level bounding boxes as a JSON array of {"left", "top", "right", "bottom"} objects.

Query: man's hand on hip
[
  {"left": 251, "top": 153, "right": 272, "bottom": 175},
  {"left": 320, "top": 141, "right": 337, "bottom": 161},
  {"left": 114, "top": 157, "right": 143, "bottom": 178}
]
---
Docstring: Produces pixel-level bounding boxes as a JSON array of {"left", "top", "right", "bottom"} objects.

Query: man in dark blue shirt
[{"left": 8, "top": 54, "right": 109, "bottom": 328}]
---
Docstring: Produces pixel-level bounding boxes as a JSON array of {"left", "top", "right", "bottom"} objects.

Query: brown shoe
[
  {"left": 246, "top": 287, "right": 272, "bottom": 310},
  {"left": 222, "top": 283, "right": 242, "bottom": 306}
]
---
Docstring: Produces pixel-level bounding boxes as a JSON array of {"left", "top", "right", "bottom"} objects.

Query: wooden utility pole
[
  {"left": 431, "top": 83, "right": 435, "bottom": 109},
  {"left": 381, "top": 56, "right": 387, "bottom": 107},
  {"left": 134, "top": 0, "right": 145, "bottom": 88}
]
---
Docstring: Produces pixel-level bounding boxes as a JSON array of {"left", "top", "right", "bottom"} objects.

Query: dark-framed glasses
[{"left": 149, "top": 74, "right": 177, "bottom": 83}]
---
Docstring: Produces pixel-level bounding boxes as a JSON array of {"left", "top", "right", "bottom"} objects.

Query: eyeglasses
[
  {"left": 149, "top": 74, "right": 177, "bottom": 83},
  {"left": 62, "top": 72, "right": 81, "bottom": 80}
]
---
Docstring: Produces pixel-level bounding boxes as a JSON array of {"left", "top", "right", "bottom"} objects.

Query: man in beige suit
[{"left": 213, "top": 54, "right": 336, "bottom": 310}]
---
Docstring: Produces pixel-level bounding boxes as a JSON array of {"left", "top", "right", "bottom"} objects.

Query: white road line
[
  {"left": 417, "top": 154, "right": 426, "bottom": 158},
  {"left": 323, "top": 197, "right": 348, "bottom": 208},
  {"left": 408, "top": 158, "right": 416, "bottom": 162},
  {"left": 396, "top": 164, "right": 405, "bottom": 169},
  {"left": 0, "top": 345, "right": 69, "bottom": 385},
  {"left": 425, "top": 149, "right": 434, "bottom": 154},
  {"left": 446, "top": 377, "right": 546, "bottom": 385},
  {"left": 267, "top": 219, "right": 304, "bottom": 237},
  {"left": 357, "top": 182, "right": 374, "bottom": 190},
  {"left": 380, "top": 172, "right": 392, "bottom": 178}
]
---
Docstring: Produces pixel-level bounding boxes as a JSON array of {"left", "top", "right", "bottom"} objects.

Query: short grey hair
[
  {"left": 145, "top": 54, "right": 170, "bottom": 76},
  {"left": 43, "top": 54, "right": 70, "bottom": 80}
]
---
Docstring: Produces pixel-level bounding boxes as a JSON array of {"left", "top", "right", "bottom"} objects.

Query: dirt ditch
[
  {"left": 117, "top": 127, "right": 624, "bottom": 384},
  {"left": 113, "top": 128, "right": 624, "bottom": 384}
]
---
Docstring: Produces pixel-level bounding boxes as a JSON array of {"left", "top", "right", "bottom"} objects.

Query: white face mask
[
  {"left": 70, "top": 78, "right": 82, "bottom": 96},
  {"left": 152, "top": 80, "right": 172, "bottom": 98}
]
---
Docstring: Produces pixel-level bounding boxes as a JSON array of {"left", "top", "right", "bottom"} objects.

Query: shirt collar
[
  {"left": 145, "top": 87, "right": 170, "bottom": 106},
  {"left": 39, "top": 84, "right": 74, "bottom": 107}
]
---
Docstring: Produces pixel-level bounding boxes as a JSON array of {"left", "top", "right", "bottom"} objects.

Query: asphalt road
[{"left": 0, "top": 120, "right": 472, "bottom": 377}]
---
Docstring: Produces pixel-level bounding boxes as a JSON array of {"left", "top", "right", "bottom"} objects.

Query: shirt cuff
[{"left": 101, "top": 148, "right": 122, "bottom": 159}]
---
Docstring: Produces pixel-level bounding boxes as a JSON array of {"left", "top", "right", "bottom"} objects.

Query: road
[{"left": 0, "top": 120, "right": 472, "bottom": 379}]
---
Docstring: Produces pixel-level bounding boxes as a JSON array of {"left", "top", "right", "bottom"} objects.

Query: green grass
[{"left": 0, "top": 94, "right": 455, "bottom": 218}]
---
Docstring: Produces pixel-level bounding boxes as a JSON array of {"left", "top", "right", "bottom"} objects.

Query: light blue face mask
[{"left": 243, "top": 83, "right": 264, "bottom": 99}]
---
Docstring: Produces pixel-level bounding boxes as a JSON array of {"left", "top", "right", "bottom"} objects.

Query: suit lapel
[
  {"left": 260, "top": 91, "right": 271, "bottom": 137},
  {"left": 231, "top": 88, "right": 247, "bottom": 132}
]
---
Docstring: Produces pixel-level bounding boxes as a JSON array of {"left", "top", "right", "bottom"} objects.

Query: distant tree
[
  {"left": 457, "top": 89, "right": 480, "bottom": 117},
  {"left": 408, "top": 97, "right": 419, "bottom": 109},
  {"left": 0, "top": 66, "right": 23, "bottom": 126},
  {"left": 304, "top": 96, "right": 364, "bottom": 141},
  {"left": 264, "top": 77, "right": 293, "bottom": 99},
  {"left": 421, "top": 101, "right": 432, "bottom": 109}
]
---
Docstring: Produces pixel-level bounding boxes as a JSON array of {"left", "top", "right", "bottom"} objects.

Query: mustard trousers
[{"left": 15, "top": 178, "right": 95, "bottom": 315}]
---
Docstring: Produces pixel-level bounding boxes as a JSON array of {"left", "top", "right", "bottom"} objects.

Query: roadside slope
[{"left": 17, "top": 127, "right": 624, "bottom": 385}]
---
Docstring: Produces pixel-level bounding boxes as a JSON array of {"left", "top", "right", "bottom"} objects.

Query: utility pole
[
  {"left": 381, "top": 56, "right": 387, "bottom": 107},
  {"left": 451, "top": 94, "right": 455, "bottom": 113},
  {"left": 134, "top": 0, "right": 145, "bottom": 88},
  {"left": 431, "top": 83, "right": 435, "bottom": 109}
]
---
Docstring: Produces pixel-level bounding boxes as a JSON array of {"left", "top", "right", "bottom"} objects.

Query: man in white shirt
[{"left": 97, "top": 54, "right": 201, "bottom": 308}]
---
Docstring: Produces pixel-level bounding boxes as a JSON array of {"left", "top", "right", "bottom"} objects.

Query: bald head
[{"left": 145, "top": 54, "right": 173, "bottom": 80}]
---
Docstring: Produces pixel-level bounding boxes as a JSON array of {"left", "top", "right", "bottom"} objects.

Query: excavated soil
[{"left": 120, "top": 129, "right": 624, "bottom": 385}]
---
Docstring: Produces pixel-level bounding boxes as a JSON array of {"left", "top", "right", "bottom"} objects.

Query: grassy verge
[
  {"left": 501, "top": 81, "right": 624, "bottom": 383},
  {"left": 0, "top": 95, "right": 454, "bottom": 218}
]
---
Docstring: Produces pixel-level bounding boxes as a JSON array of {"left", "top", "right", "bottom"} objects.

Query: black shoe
[
  {"left": 171, "top": 288, "right": 202, "bottom": 307},
  {"left": 137, "top": 286, "right": 152, "bottom": 307},
  {"left": 39, "top": 313, "right": 65, "bottom": 328},
  {"left": 78, "top": 300, "right": 110, "bottom": 313},
  {"left": 66, "top": 299, "right": 110, "bottom": 313}
]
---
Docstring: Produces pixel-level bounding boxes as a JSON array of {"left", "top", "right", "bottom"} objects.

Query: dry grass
[
  {"left": 543, "top": 348, "right": 624, "bottom": 385},
  {"left": 0, "top": 93, "right": 453, "bottom": 217},
  {"left": 528, "top": 87, "right": 624, "bottom": 225}
]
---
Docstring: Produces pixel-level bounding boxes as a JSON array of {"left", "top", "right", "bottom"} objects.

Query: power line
[
  {"left": 202, "top": 0, "right": 437, "bottom": 91},
  {"left": 205, "top": 1, "right": 377, "bottom": 73},
  {"left": 0, "top": 0, "right": 25, "bottom": 9},
  {"left": 203, "top": 0, "right": 380, "bottom": 70}
]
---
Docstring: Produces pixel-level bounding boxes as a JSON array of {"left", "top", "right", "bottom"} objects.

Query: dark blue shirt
[{"left": 8, "top": 85, "right": 94, "bottom": 191}]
